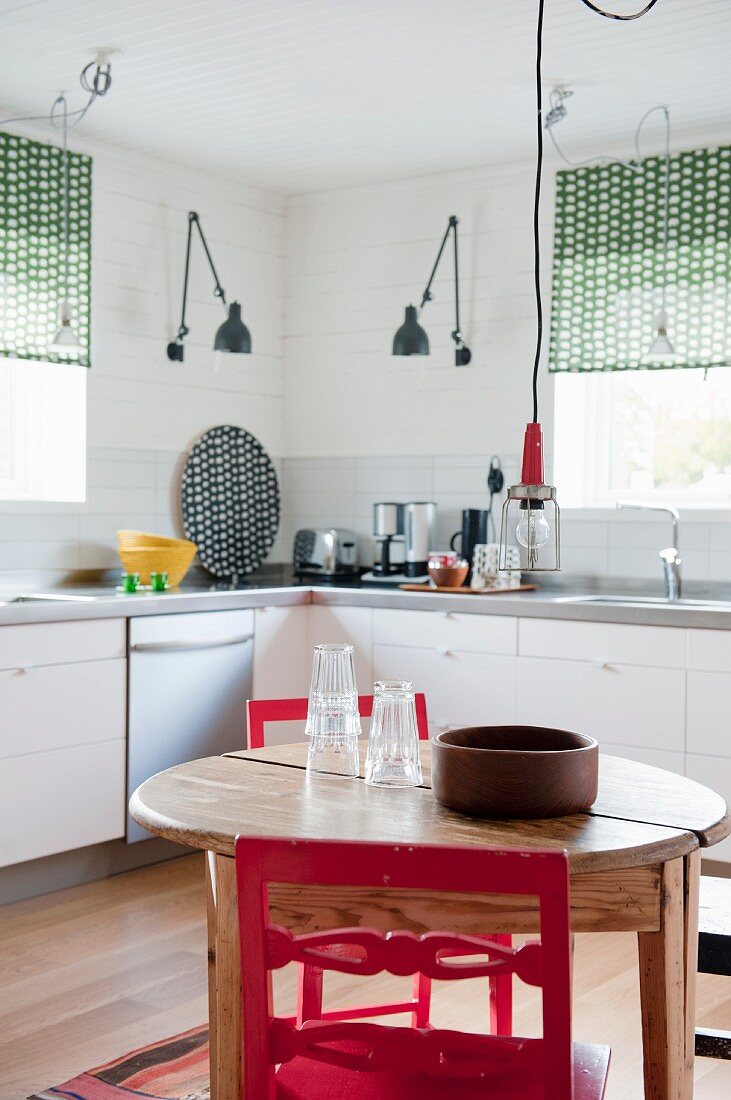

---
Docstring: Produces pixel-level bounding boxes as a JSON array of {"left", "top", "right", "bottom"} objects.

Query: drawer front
[
  {"left": 373, "top": 609, "right": 517, "bottom": 655},
  {"left": 599, "top": 742, "right": 686, "bottom": 775},
  {"left": 685, "top": 753, "right": 731, "bottom": 864},
  {"left": 0, "top": 618, "right": 126, "bottom": 670},
  {"left": 518, "top": 618, "right": 685, "bottom": 669},
  {"left": 0, "top": 658, "right": 127, "bottom": 760},
  {"left": 0, "top": 740, "right": 126, "bottom": 867},
  {"left": 687, "top": 671, "right": 731, "bottom": 757},
  {"left": 309, "top": 605, "right": 372, "bottom": 688},
  {"left": 688, "top": 629, "right": 731, "bottom": 673},
  {"left": 372, "top": 644, "right": 516, "bottom": 730},
  {"left": 516, "top": 657, "right": 685, "bottom": 751}
]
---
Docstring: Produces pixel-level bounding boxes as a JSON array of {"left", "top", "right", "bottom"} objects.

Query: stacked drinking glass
[{"left": 305, "top": 643, "right": 361, "bottom": 779}]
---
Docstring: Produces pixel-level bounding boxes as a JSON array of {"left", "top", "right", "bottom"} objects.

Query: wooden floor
[{"left": 2, "top": 854, "right": 731, "bottom": 1099}]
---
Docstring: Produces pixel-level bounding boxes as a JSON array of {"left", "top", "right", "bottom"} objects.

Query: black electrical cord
[
  {"left": 531, "top": 0, "right": 545, "bottom": 424},
  {"left": 530, "top": 0, "right": 662, "bottom": 424},
  {"left": 577, "top": 0, "right": 660, "bottom": 19}
]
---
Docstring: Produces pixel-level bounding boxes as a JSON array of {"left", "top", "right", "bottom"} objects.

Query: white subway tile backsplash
[{"left": 87, "top": 485, "right": 158, "bottom": 516}]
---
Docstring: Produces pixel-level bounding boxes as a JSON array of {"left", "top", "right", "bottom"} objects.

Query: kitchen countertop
[{"left": 2, "top": 569, "right": 731, "bottom": 629}]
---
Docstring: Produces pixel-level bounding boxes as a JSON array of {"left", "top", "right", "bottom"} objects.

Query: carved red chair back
[
  {"left": 246, "top": 693, "right": 429, "bottom": 750},
  {"left": 235, "top": 836, "right": 574, "bottom": 1099}
]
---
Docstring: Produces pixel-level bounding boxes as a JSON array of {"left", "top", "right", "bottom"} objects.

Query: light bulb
[{"left": 516, "top": 509, "right": 551, "bottom": 568}]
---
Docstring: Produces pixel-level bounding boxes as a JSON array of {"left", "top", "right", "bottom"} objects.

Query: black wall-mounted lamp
[
  {"left": 392, "top": 215, "right": 471, "bottom": 367},
  {"left": 167, "top": 211, "right": 252, "bottom": 362}
]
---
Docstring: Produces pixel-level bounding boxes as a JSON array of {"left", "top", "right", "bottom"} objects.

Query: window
[
  {"left": 554, "top": 369, "right": 731, "bottom": 508},
  {"left": 0, "top": 357, "right": 86, "bottom": 502}
]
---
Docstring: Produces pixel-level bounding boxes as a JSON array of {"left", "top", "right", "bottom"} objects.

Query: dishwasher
[{"left": 127, "top": 608, "right": 254, "bottom": 842}]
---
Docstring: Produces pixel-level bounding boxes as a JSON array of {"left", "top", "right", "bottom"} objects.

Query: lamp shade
[
  {"left": 646, "top": 309, "right": 676, "bottom": 359},
  {"left": 214, "top": 301, "right": 251, "bottom": 354},
  {"left": 48, "top": 299, "right": 83, "bottom": 356},
  {"left": 392, "top": 305, "right": 429, "bottom": 356}
]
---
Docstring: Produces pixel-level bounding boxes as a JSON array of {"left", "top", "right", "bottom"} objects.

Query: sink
[{"left": 557, "top": 595, "right": 731, "bottom": 610}]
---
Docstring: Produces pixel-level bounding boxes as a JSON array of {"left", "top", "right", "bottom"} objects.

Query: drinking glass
[
  {"left": 305, "top": 643, "right": 360, "bottom": 737},
  {"left": 305, "top": 643, "right": 361, "bottom": 779},
  {"left": 365, "top": 680, "right": 423, "bottom": 788}
]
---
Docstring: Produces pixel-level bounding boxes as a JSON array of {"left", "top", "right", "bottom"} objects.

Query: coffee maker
[
  {"left": 362, "top": 500, "right": 436, "bottom": 584},
  {"left": 371, "top": 502, "right": 403, "bottom": 577}
]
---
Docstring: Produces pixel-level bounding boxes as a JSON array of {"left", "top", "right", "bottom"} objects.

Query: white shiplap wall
[
  {"left": 284, "top": 159, "right": 556, "bottom": 459},
  {"left": 0, "top": 129, "right": 287, "bottom": 577},
  {"left": 281, "top": 125, "right": 731, "bottom": 580}
]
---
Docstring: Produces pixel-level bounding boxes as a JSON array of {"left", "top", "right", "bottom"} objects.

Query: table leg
[
  {"left": 205, "top": 853, "right": 219, "bottom": 1100},
  {"left": 683, "top": 850, "right": 701, "bottom": 1098},
  {"left": 206, "top": 853, "right": 242, "bottom": 1100},
  {"left": 637, "top": 856, "right": 688, "bottom": 1100}
]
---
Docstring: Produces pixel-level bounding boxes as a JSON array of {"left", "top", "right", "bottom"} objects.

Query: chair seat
[
  {"left": 699, "top": 876, "right": 731, "bottom": 976},
  {"left": 276, "top": 1040, "right": 611, "bottom": 1099}
]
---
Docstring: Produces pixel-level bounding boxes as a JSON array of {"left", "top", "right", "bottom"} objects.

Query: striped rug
[{"left": 28, "top": 1024, "right": 209, "bottom": 1100}]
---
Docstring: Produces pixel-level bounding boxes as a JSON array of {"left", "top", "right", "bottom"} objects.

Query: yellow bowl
[
  {"left": 117, "top": 529, "right": 195, "bottom": 550},
  {"left": 118, "top": 543, "right": 197, "bottom": 588}
]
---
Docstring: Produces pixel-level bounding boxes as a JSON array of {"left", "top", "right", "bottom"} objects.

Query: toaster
[{"left": 293, "top": 528, "right": 359, "bottom": 579}]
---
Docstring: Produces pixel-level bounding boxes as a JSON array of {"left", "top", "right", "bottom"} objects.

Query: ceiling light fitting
[
  {"left": 393, "top": 215, "right": 471, "bottom": 367},
  {"left": 167, "top": 212, "right": 251, "bottom": 362},
  {"left": 546, "top": 91, "right": 674, "bottom": 360},
  {"left": 0, "top": 52, "right": 115, "bottom": 359},
  {"left": 499, "top": 0, "right": 661, "bottom": 573}
]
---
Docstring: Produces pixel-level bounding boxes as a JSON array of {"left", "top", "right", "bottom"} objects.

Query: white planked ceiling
[{"left": 0, "top": 0, "right": 729, "bottom": 193}]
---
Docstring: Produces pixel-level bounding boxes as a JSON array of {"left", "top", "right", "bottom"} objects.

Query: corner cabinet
[
  {"left": 372, "top": 609, "right": 518, "bottom": 734},
  {"left": 0, "top": 619, "right": 127, "bottom": 867}
]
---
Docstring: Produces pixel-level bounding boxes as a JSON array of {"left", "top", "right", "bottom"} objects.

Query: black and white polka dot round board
[{"left": 181, "top": 425, "right": 280, "bottom": 578}]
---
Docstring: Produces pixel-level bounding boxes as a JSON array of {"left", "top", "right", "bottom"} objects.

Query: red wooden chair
[
  {"left": 246, "top": 693, "right": 430, "bottom": 750},
  {"left": 245, "top": 695, "right": 512, "bottom": 1034},
  {"left": 235, "top": 836, "right": 611, "bottom": 1099},
  {"left": 245, "top": 693, "right": 433, "bottom": 1028}
]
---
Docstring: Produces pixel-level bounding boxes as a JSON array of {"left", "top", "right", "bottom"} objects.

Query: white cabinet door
[
  {"left": 374, "top": 609, "right": 516, "bottom": 655},
  {"left": 0, "top": 659, "right": 126, "bottom": 759},
  {"left": 688, "top": 629, "right": 731, "bottom": 672},
  {"left": 518, "top": 618, "right": 686, "bottom": 669},
  {"left": 516, "top": 656, "right": 685, "bottom": 752},
  {"left": 0, "top": 740, "right": 126, "bottom": 867},
  {"left": 599, "top": 743, "right": 685, "bottom": 774},
  {"left": 0, "top": 618, "right": 125, "bottom": 669},
  {"left": 687, "top": 671, "right": 731, "bottom": 757},
  {"left": 685, "top": 753, "right": 731, "bottom": 864},
  {"left": 0, "top": 623, "right": 128, "bottom": 868},
  {"left": 373, "top": 644, "right": 516, "bottom": 732},
  {"left": 253, "top": 605, "right": 310, "bottom": 699},
  {"left": 309, "top": 605, "right": 372, "bottom": 688},
  {"left": 253, "top": 604, "right": 311, "bottom": 746}
]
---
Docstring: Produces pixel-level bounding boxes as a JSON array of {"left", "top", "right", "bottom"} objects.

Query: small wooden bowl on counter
[
  {"left": 431, "top": 725, "right": 599, "bottom": 819},
  {"left": 427, "top": 560, "right": 469, "bottom": 588}
]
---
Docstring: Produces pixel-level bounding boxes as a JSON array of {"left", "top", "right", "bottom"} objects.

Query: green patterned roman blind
[
  {"left": 549, "top": 146, "right": 731, "bottom": 373},
  {"left": 0, "top": 130, "right": 92, "bottom": 367}
]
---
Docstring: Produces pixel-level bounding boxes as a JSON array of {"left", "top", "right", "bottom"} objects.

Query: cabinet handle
[
  {"left": 590, "top": 658, "right": 615, "bottom": 670},
  {"left": 435, "top": 646, "right": 453, "bottom": 657},
  {"left": 131, "top": 633, "right": 254, "bottom": 653}
]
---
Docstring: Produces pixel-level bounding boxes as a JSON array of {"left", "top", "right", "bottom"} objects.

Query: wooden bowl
[
  {"left": 427, "top": 562, "right": 469, "bottom": 588},
  {"left": 431, "top": 725, "right": 599, "bottom": 819}
]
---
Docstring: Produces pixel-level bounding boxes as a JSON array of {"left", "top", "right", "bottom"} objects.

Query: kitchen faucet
[{"left": 616, "top": 503, "right": 681, "bottom": 602}]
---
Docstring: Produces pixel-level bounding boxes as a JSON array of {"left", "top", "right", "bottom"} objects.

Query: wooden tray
[{"left": 398, "top": 583, "right": 538, "bottom": 594}]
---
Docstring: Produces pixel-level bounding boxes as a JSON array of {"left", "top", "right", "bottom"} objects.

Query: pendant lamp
[
  {"left": 49, "top": 99, "right": 83, "bottom": 357},
  {"left": 498, "top": 0, "right": 662, "bottom": 573}
]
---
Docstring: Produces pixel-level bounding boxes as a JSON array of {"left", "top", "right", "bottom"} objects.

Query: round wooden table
[{"left": 130, "top": 742, "right": 730, "bottom": 1100}]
